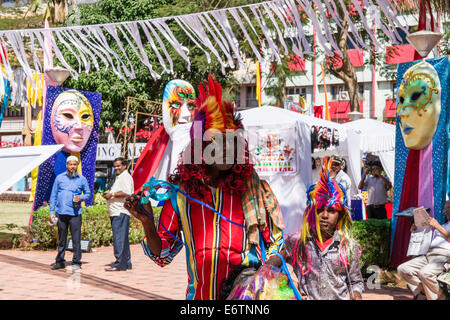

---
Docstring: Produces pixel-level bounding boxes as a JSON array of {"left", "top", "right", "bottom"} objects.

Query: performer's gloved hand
[{"left": 124, "top": 191, "right": 153, "bottom": 224}]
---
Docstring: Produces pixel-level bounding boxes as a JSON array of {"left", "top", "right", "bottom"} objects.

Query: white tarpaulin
[
  {"left": 0, "top": 144, "right": 63, "bottom": 194},
  {"left": 239, "top": 106, "right": 358, "bottom": 235},
  {"left": 342, "top": 118, "right": 396, "bottom": 184}
]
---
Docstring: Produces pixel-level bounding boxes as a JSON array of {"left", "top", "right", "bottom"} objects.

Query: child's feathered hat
[{"left": 301, "top": 156, "right": 352, "bottom": 244}]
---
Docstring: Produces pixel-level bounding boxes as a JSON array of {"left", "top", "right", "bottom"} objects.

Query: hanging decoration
[{"left": 0, "top": 0, "right": 410, "bottom": 94}]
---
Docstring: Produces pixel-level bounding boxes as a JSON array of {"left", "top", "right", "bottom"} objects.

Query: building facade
[{"left": 233, "top": 12, "right": 448, "bottom": 124}]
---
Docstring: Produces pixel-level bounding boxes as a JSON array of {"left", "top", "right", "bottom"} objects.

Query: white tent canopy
[
  {"left": 239, "top": 106, "right": 359, "bottom": 234},
  {"left": 0, "top": 145, "right": 63, "bottom": 195},
  {"left": 342, "top": 119, "right": 396, "bottom": 184}
]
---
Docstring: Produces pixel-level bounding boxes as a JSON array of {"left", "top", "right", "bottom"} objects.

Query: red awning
[
  {"left": 384, "top": 98, "right": 397, "bottom": 118},
  {"left": 386, "top": 44, "right": 416, "bottom": 64},
  {"left": 330, "top": 100, "right": 363, "bottom": 119}
]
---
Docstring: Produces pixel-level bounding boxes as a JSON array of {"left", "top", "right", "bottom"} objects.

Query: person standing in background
[
  {"left": 329, "top": 155, "right": 352, "bottom": 204},
  {"left": 358, "top": 161, "right": 392, "bottom": 219},
  {"left": 49, "top": 156, "right": 91, "bottom": 270},
  {"left": 103, "top": 157, "right": 134, "bottom": 271}
]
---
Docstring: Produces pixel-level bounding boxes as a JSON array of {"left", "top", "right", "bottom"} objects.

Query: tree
[
  {"left": 59, "top": 0, "right": 262, "bottom": 134},
  {"left": 26, "top": 0, "right": 69, "bottom": 24}
]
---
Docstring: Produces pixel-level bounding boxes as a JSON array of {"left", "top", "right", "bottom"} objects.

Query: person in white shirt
[
  {"left": 397, "top": 200, "right": 450, "bottom": 300},
  {"left": 358, "top": 161, "right": 392, "bottom": 219},
  {"left": 103, "top": 157, "right": 134, "bottom": 271},
  {"left": 329, "top": 155, "right": 352, "bottom": 204}
]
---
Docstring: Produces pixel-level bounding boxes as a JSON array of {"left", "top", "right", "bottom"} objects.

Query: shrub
[
  {"left": 352, "top": 219, "right": 391, "bottom": 269},
  {"left": 13, "top": 204, "right": 163, "bottom": 250}
]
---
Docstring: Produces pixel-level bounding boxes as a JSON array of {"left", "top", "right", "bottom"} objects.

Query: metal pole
[
  {"left": 131, "top": 111, "right": 139, "bottom": 172},
  {"left": 123, "top": 97, "right": 129, "bottom": 159}
]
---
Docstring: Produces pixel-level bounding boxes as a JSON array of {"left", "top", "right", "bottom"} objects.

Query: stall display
[
  {"left": 310, "top": 125, "right": 340, "bottom": 153},
  {"left": 240, "top": 106, "right": 356, "bottom": 235}
]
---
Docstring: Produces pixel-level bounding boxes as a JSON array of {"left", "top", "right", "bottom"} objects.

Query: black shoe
[
  {"left": 105, "top": 266, "right": 125, "bottom": 272},
  {"left": 51, "top": 263, "right": 65, "bottom": 270},
  {"left": 71, "top": 264, "right": 81, "bottom": 270}
]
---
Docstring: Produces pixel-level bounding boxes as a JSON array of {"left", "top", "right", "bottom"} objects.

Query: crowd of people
[{"left": 46, "top": 77, "right": 449, "bottom": 301}]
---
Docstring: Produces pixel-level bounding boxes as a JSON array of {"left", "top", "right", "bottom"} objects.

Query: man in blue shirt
[{"left": 49, "top": 156, "right": 91, "bottom": 270}]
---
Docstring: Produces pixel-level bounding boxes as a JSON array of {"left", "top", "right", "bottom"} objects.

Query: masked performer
[
  {"left": 125, "top": 76, "right": 285, "bottom": 300},
  {"left": 285, "top": 157, "right": 364, "bottom": 300}
]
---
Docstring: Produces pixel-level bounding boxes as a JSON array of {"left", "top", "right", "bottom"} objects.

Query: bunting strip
[{"left": 0, "top": 0, "right": 410, "bottom": 94}]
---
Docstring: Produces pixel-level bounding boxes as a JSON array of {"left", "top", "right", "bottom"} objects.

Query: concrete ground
[{"left": 0, "top": 244, "right": 414, "bottom": 300}]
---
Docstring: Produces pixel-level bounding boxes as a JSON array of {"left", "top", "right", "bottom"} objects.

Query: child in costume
[
  {"left": 286, "top": 157, "right": 364, "bottom": 300},
  {"left": 125, "top": 75, "right": 285, "bottom": 300}
]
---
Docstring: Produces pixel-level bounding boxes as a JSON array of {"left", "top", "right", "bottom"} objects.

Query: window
[
  {"left": 394, "top": 27, "right": 409, "bottom": 45},
  {"left": 232, "top": 87, "right": 242, "bottom": 110},
  {"left": 358, "top": 84, "right": 364, "bottom": 99},
  {"left": 285, "top": 87, "right": 307, "bottom": 98},
  {"left": 246, "top": 86, "right": 258, "bottom": 108},
  {"left": 391, "top": 81, "right": 397, "bottom": 99},
  {"left": 5, "top": 107, "right": 24, "bottom": 118},
  {"left": 346, "top": 36, "right": 356, "bottom": 50},
  {"left": 330, "top": 85, "right": 346, "bottom": 100}
]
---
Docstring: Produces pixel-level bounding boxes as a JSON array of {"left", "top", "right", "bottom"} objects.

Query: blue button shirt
[{"left": 49, "top": 172, "right": 91, "bottom": 216}]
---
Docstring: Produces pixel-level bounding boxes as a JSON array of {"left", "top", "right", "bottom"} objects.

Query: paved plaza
[{"left": 0, "top": 244, "right": 414, "bottom": 300}]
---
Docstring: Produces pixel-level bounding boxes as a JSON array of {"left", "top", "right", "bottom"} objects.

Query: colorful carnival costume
[
  {"left": 140, "top": 76, "right": 285, "bottom": 300},
  {"left": 285, "top": 157, "right": 364, "bottom": 300}
]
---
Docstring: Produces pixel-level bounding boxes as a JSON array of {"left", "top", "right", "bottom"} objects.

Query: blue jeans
[{"left": 110, "top": 213, "right": 131, "bottom": 270}]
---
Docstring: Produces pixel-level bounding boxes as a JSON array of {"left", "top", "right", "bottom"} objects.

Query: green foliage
[
  {"left": 12, "top": 204, "right": 163, "bottom": 250},
  {"left": 352, "top": 219, "right": 391, "bottom": 269},
  {"left": 93, "top": 190, "right": 107, "bottom": 205},
  {"left": 59, "top": 0, "right": 262, "bottom": 133},
  {"left": 11, "top": 205, "right": 58, "bottom": 249}
]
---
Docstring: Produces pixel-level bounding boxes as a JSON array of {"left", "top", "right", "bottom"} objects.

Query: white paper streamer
[{"left": 0, "top": 0, "right": 409, "bottom": 97}]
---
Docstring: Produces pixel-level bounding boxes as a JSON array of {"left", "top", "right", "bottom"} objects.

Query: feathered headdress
[
  {"left": 292, "top": 157, "right": 355, "bottom": 274},
  {"left": 170, "top": 75, "right": 252, "bottom": 198},
  {"left": 190, "top": 75, "right": 242, "bottom": 140}
]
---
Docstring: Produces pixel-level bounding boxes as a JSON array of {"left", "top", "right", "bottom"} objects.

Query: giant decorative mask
[
  {"left": 397, "top": 61, "right": 441, "bottom": 150},
  {"left": 51, "top": 90, "right": 94, "bottom": 153},
  {"left": 162, "top": 80, "right": 197, "bottom": 136}
]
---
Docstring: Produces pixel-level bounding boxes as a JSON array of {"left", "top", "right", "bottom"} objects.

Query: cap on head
[
  {"left": 331, "top": 155, "right": 343, "bottom": 164},
  {"left": 66, "top": 155, "right": 79, "bottom": 164}
]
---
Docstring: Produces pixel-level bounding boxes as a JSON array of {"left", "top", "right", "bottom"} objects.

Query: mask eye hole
[
  {"left": 63, "top": 113, "right": 74, "bottom": 120},
  {"left": 410, "top": 91, "right": 422, "bottom": 101},
  {"left": 170, "top": 101, "right": 181, "bottom": 109},
  {"left": 187, "top": 103, "right": 196, "bottom": 111},
  {"left": 81, "top": 114, "right": 91, "bottom": 121},
  {"left": 399, "top": 96, "right": 405, "bottom": 104}
]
